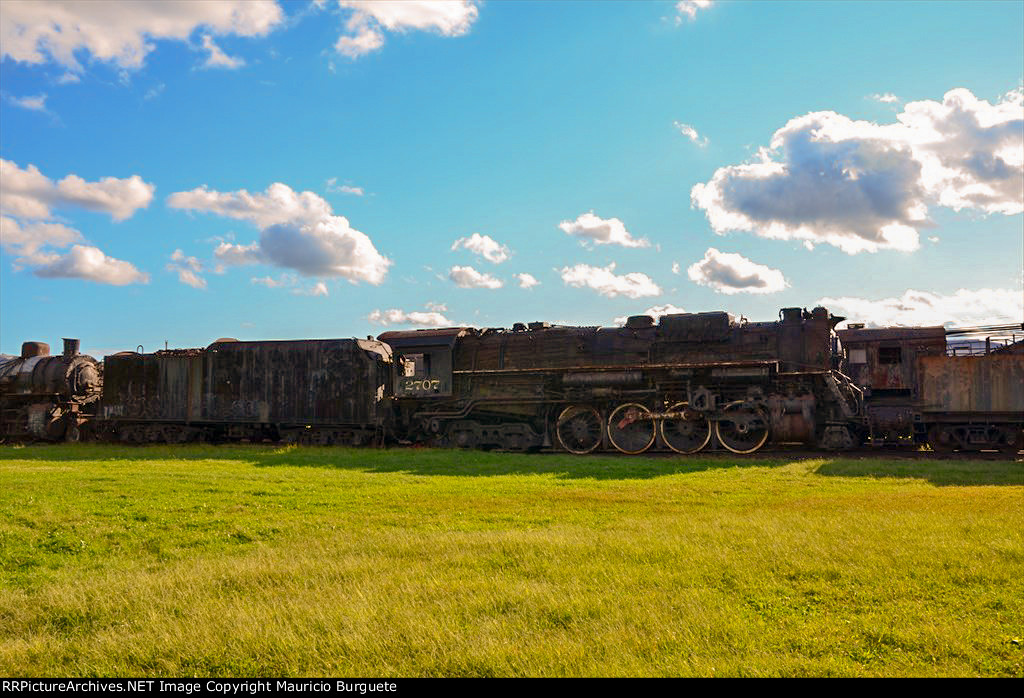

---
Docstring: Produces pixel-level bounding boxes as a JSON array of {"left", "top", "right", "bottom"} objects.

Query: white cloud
[
  {"left": 869, "top": 93, "right": 900, "bottom": 104},
  {"left": 819, "top": 288, "right": 1024, "bottom": 328},
  {"left": 251, "top": 274, "right": 290, "bottom": 288},
  {"left": 0, "top": 0, "right": 283, "bottom": 73},
  {"left": 691, "top": 88, "right": 1023, "bottom": 254},
  {"left": 686, "top": 248, "right": 788, "bottom": 295},
  {"left": 55, "top": 174, "right": 156, "bottom": 221},
  {"left": 335, "top": 0, "right": 479, "bottom": 58},
  {"left": 33, "top": 245, "right": 149, "bottom": 285},
  {"left": 1, "top": 159, "right": 155, "bottom": 222},
  {"left": 614, "top": 303, "right": 687, "bottom": 326},
  {"left": 168, "top": 182, "right": 391, "bottom": 284},
  {"left": 560, "top": 263, "right": 661, "bottom": 299},
  {"left": 293, "top": 281, "right": 329, "bottom": 297},
  {"left": 200, "top": 34, "right": 244, "bottom": 69},
  {"left": 449, "top": 265, "right": 503, "bottom": 289},
  {"left": 451, "top": 232, "right": 510, "bottom": 264},
  {"left": 0, "top": 159, "right": 151, "bottom": 284},
  {"left": 673, "top": 120, "right": 709, "bottom": 147},
  {"left": 516, "top": 272, "right": 540, "bottom": 289},
  {"left": 368, "top": 306, "right": 452, "bottom": 327},
  {"left": 675, "top": 1, "right": 713, "bottom": 23},
  {"left": 7, "top": 93, "right": 47, "bottom": 111},
  {"left": 214, "top": 241, "right": 264, "bottom": 266},
  {"left": 1, "top": 216, "right": 82, "bottom": 267},
  {"left": 671, "top": 261, "right": 681, "bottom": 274},
  {"left": 166, "top": 249, "right": 206, "bottom": 289},
  {"left": 326, "top": 177, "right": 365, "bottom": 196},
  {"left": 558, "top": 211, "right": 650, "bottom": 248}
]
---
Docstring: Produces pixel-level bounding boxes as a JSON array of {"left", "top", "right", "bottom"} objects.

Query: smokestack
[{"left": 63, "top": 338, "right": 80, "bottom": 357}]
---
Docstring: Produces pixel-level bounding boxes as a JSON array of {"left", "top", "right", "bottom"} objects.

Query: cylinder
[{"left": 63, "top": 338, "right": 80, "bottom": 357}]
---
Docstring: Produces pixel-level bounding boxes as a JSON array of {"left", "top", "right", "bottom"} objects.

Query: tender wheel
[
  {"left": 715, "top": 401, "right": 770, "bottom": 454},
  {"left": 659, "top": 402, "right": 711, "bottom": 454},
  {"left": 927, "top": 426, "right": 956, "bottom": 453},
  {"left": 607, "top": 403, "right": 656, "bottom": 454},
  {"left": 556, "top": 405, "right": 604, "bottom": 455}
]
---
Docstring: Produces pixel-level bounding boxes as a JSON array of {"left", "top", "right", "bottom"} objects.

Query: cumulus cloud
[
  {"left": 368, "top": 305, "right": 452, "bottom": 327},
  {"left": 449, "top": 265, "right": 503, "bottom": 289},
  {"left": 613, "top": 303, "right": 687, "bottom": 326},
  {"left": 869, "top": 93, "right": 900, "bottom": 104},
  {"left": 0, "top": 159, "right": 151, "bottom": 284},
  {"left": 675, "top": 1, "right": 713, "bottom": 23},
  {"left": 516, "top": 272, "right": 540, "bottom": 289},
  {"left": 558, "top": 211, "right": 650, "bottom": 249},
  {"left": 335, "top": 0, "right": 479, "bottom": 58},
  {"left": 1, "top": 216, "right": 82, "bottom": 268},
  {"left": 560, "top": 263, "right": 661, "bottom": 299},
  {"left": 686, "top": 248, "right": 788, "bottom": 295},
  {"left": 451, "top": 233, "right": 510, "bottom": 264},
  {"left": 0, "top": 0, "right": 283, "bottom": 73},
  {"left": 692, "top": 88, "right": 1023, "bottom": 254},
  {"left": 33, "top": 245, "right": 149, "bottom": 285},
  {"left": 169, "top": 182, "right": 391, "bottom": 284},
  {"left": 166, "top": 249, "right": 206, "bottom": 289},
  {"left": 819, "top": 288, "right": 1024, "bottom": 328},
  {"left": 1, "top": 159, "right": 155, "bottom": 221},
  {"left": 674, "top": 120, "right": 709, "bottom": 147}
]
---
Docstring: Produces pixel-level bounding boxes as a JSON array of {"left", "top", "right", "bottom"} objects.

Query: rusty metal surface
[
  {"left": 204, "top": 338, "right": 389, "bottom": 425},
  {"left": 377, "top": 328, "right": 470, "bottom": 349},
  {"left": 102, "top": 339, "right": 392, "bottom": 427},
  {"left": 918, "top": 354, "right": 1024, "bottom": 414},
  {"left": 838, "top": 326, "right": 947, "bottom": 391}
]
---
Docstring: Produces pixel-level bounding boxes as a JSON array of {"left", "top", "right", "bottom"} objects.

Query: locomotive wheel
[
  {"left": 607, "top": 403, "right": 656, "bottom": 455},
  {"left": 659, "top": 402, "right": 712, "bottom": 454},
  {"left": 555, "top": 405, "right": 604, "bottom": 455},
  {"left": 715, "top": 401, "right": 770, "bottom": 454}
]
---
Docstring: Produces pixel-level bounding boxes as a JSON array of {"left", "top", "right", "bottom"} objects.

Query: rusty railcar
[
  {"left": 835, "top": 326, "right": 947, "bottom": 444},
  {"left": 916, "top": 353, "right": 1023, "bottom": 452},
  {"left": 0, "top": 339, "right": 101, "bottom": 442},
  {"left": 101, "top": 338, "right": 392, "bottom": 444},
  {"left": 381, "top": 306, "right": 862, "bottom": 454},
  {"left": 836, "top": 324, "right": 1024, "bottom": 451}
]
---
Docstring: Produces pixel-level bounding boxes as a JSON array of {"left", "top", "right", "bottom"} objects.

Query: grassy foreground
[{"left": 1, "top": 444, "right": 1022, "bottom": 677}]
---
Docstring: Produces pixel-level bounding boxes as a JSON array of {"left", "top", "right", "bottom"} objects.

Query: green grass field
[{"left": 1, "top": 444, "right": 1022, "bottom": 677}]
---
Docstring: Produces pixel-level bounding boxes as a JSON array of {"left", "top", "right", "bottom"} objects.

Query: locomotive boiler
[
  {"left": 0, "top": 338, "right": 101, "bottom": 442},
  {"left": 382, "top": 306, "right": 863, "bottom": 454}
]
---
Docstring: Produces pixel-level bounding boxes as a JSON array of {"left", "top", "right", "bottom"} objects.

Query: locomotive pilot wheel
[
  {"left": 555, "top": 405, "right": 604, "bottom": 455},
  {"left": 715, "top": 401, "right": 770, "bottom": 454},
  {"left": 607, "top": 403, "right": 656, "bottom": 455},
  {"left": 659, "top": 401, "right": 712, "bottom": 454}
]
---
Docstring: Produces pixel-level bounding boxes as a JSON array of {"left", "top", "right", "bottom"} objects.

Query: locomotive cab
[{"left": 377, "top": 328, "right": 468, "bottom": 398}]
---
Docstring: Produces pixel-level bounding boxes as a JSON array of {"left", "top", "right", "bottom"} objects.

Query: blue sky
[{"left": 1, "top": 0, "right": 1022, "bottom": 356}]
